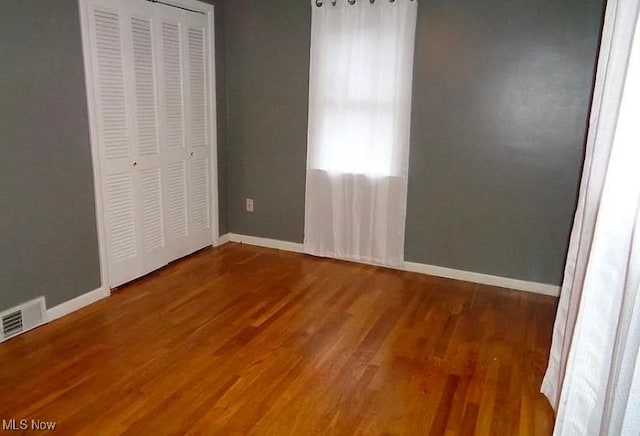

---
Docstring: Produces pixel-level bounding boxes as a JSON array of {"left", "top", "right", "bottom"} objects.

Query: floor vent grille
[
  {"left": 0, "top": 297, "right": 46, "bottom": 343},
  {"left": 2, "top": 311, "right": 23, "bottom": 337}
]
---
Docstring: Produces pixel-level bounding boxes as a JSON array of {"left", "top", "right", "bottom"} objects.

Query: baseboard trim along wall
[
  {"left": 45, "top": 234, "right": 559, "bottom": 325},
  {"left": 402, "top": 262, "right": 560, "bottom": 297},
  {"left": 221, "top": 233, "right": 561, "bottom": 297},
  {"left": 227, "top": 233, "right": 305, "bottom": 253},
  {"left": 216, "top": 233, "right": 231, "bottom": 246},
  {"left": 47, "top": 287, "right": 109, "bottom": 322}
]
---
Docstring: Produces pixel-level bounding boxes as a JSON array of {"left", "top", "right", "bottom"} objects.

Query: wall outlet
[{"left": 245, "top": 198, "right": 254, "bottom": 212}]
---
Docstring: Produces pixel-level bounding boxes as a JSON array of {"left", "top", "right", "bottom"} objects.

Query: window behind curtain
[{"left": 306, "top": 1, "right": 416, "bottom": 178}]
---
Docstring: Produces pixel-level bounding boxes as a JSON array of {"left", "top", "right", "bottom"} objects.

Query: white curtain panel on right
[
  {"left": 541, "top": 0, "right": 640, "bottom": 434},
  {"left": 304, "top": 0, "right": 417, "bottom": 267}
]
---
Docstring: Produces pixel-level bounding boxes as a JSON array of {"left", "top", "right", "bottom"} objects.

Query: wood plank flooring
[{"left": 0, "top": 243, "right": 556, "bottom": 435}]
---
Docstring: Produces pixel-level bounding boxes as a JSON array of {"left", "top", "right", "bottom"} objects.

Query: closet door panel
[
  {"left": 156, "top": 10, "right": 191, "bottom": 260},
  {"left": 185, "top": 15, "right": 213, "bottom": 251},
  {"left": 89, "top": 1, "right": 141, "bottom": 287},
  {"left": 127, "top": 4, "right": 168, "bottom": 276}
]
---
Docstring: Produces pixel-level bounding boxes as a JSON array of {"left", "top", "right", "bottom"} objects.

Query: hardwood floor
[{"left": 0, "top": 243, "right": 556, "bottom": 435}]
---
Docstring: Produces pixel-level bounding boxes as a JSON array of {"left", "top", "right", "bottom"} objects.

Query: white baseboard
[
  {"left": 216, "top": 233, "right": 230, "bottom": 246},
  {"left": 225, "top": 233, "right": 560, "bottom": 297},
  {"left": 43, "top": 235, "right": 558, "bottom": 326},
  {"left": 47, "top": 287, "right": 109, "bottom": 322},
  {"left": 403, "top": 262, "right": 559, "bottom": 297},
  {"left": 228, "top": 233, "right": 304, "bottom": 253}
]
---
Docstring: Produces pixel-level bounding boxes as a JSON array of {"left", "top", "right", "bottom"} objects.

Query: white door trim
[
  {"left": 77, "top": 0, "right": 219, "bottom": 292},
  {"left": 78, "top": 0, "right": 110, "bottom": 297}
]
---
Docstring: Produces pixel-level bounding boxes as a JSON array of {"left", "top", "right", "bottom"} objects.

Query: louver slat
[
  {"left": 132, "top": 17, "right": 160, "bottom": 156},
  {"left": 162, "top": 22, "right": 184, "bottom": 149},
  {"left": 94, "top": 10, "right": 129, "bottom": 160},
  {"left": 105, "top": 173, "right": 137, "bottom": 261},
  {"left": 190, "top": 158, "right": 210, "bottom": 231},
  {"left": 140, "top": 168, "right": 165, "bottom": 252},
  {"left": 167, "top": 162, "right": 188, "bottom": 240},
  {"left": 188, "top": 28, "right": 206, "bottom": 149}
]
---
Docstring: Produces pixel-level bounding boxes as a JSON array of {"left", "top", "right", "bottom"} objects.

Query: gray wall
[
  {"left": 224, "top": 0, "right": 310, "bottom": 242},
  {"left": 0, "top": 0, "right": 101, "bottom": 309},
  {"left": 0, "top": 0, "right": 229, "bottom": 312},
  {"left": 223, "top": 0, "right": 604, "bottom": 285},
  {"left": 405, "top": 0, "right": 604, "bottom": 284}
]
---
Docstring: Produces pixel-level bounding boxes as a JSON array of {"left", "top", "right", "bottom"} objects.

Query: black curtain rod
[
  {"left": 316, "top": 0, "right": 415, "bottom": 5},
  {"left": 147, "top": 0, "right": 205, "bottom": 15}
]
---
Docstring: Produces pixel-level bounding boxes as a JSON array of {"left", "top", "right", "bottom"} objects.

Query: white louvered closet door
[
  {"left": 89, "top": 0, "right": 142, "bottom": 287},
  {"left": 126, "top": 0, "right": 169, "bottom": 278},
  {"left": 156, "top": 6, "right": 213, "bottom": 259},
  {"left": 156, "top": 7, "right": 191, "bottom": 261},
  {"left": 184, "top": 11, "right": 212, "bottom": 253},
  {"left": 86, "top": 0, "right": 214, "bottom": 288}
]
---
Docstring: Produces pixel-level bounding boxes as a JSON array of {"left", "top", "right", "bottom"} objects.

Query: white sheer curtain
[
  {"left": 541, "top": 1, "right": 640, "bottom": 434},
  {"left": 304, "top": 0, "right": 417, "bottom": 267}
]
